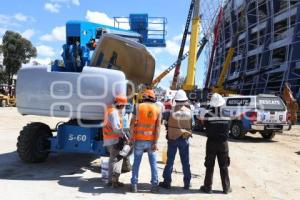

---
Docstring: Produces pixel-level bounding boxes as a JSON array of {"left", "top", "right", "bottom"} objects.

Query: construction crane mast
[
  {"left": 182, "top": 0, "right": 201, "bottom": 91},
  {"left": 151, "top": 37, "right": 207, "bottom": 88},
  {"left": 171, "top": 0, "right": 196, "bottom": 90}
]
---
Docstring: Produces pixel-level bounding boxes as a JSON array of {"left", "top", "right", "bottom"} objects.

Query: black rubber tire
[
  {"left": 17, "top": 122, "right": 53, "bottom": 163},
  {"left": 260, "top": 131, "right": 276, "bottom": 140},
  {"left": 230, "top": 121, "right": 246, "bottom": 139}
]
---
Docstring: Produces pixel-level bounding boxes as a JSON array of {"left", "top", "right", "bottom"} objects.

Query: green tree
[{"left": 2, "top": 31, "right": 37, "bottom": 85}]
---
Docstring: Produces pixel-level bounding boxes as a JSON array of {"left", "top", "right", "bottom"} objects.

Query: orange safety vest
[
  {"left": 103, "top": 106, "right": 123, "bottom": 142},
  {"left": 134, "top": 103, "right": 160, "bottom": 141}
]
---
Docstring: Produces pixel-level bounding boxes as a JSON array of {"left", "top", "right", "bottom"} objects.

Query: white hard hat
[
  {"left": 174, "top": 90, "right": 188, "bottom": 101},
  {"left": 210, "top": 93, "right": 225, "bottom": 107}
]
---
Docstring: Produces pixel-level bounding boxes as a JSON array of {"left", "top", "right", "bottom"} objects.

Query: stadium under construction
[{"left": 206, "top": 0, "right": 300, "bottom": 101}]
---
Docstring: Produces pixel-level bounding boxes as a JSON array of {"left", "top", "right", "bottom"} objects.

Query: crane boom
[
  {"left": 205, "top": 8, "right": 223, "bottom": 88},
  {"left": 216, "top": 47, "right": 235, "bottom": 88},
  {"left": 182, "top": 0, "right": 201, "bottom": 91},
  {"left": 171, "top": 0, "right": 196, "bottom": 90},
  {"left": 151, "top": 36, "right": 208, "bottom": 88}
]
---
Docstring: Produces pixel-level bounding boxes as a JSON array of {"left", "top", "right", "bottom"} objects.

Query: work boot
[
  {"left": 130, "top": 184, "right": 138, "bottom": 193},
  {"left": 200, "top": 185, "right": 212, "bottom": 194},
  {"left": 151, "top": 185, "right": 160, "bottom": 193},
  {"left": 183, "top": 183, "right": 192, "bottom": 190},
  {"left": 159, "top": 181, "right": 171, "bottom": 189},
  {"left": 223, "top": 187, "right": 232, "bottom": 194},
  {"left": 111, "top": 177, "right": 124, "bottom": 188}
]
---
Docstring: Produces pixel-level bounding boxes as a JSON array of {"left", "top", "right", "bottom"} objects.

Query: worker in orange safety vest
[
  {"left": 130, "top": 89, "right": 162, "bottom": 193},
  {"left": 103, "top": 95, "right": 128, "bottom": 188}
]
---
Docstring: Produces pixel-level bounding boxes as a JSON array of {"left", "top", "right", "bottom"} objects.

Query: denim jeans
[
  {"left": 131, "top": 140, "right": 158, "bottom": 186},
  {"left": 162, "top": 137, "right": 191, "bottom": 186}
]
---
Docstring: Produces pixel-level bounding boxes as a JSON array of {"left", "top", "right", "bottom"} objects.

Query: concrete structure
[{"left": 208, "top": 0, "right": 300, "bottom": 100}]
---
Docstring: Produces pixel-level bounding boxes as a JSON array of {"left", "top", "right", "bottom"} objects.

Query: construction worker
[
  {"left": 200, "top": 93, "right": 232, "bottom": 194},
  {"left": 130, "top": 89, "right": 161, "bottom": 193},
  {"left": 159, "top": 90, "right": 192, "bottom": 190},
  {"left": 103, "top": 95, "right": 128, "bottom": 188},
  {"left": 163, "top": 96, "right": 172, "bottom": 121}
]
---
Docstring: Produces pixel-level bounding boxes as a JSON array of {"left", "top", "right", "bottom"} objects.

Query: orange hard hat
[
  {"left": 115, "top": 95, "right": 127, "bottom": 105},
  {"left": 143, "top": 89, "right": 156, "bottom": 99}
]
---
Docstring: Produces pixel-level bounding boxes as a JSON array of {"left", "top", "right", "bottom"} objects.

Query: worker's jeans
[
  {"left": 131, "top": 141, "right": 158, "bottom": 186},
  {"left": 162, "top": 137, "right": 191, "bottom": 187},
  {"left": 204, "top": 139, "right": 230, "bottom": 191}
]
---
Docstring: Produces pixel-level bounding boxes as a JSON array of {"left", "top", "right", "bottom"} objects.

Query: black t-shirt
[{"left": 204, "top": 110, "right": 231, "bottom": 142}]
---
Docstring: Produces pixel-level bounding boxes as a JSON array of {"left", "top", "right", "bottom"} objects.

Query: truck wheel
[
  {"left": 230, "top": 122, "right": 246, "bottom": 139},
  {"left": 260, "top": 131, "right": 275, "bottom": 140},
  {"left": 17, "top": 122, "right": 53, "bottom": 163}
]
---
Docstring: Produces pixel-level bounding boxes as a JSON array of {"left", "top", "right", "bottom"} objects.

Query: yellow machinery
[
  {"left": 150, "top": 37, "right": 208, "bottom": 89},
  {"left": 182, "top": 0, "right": 201, "bottom": 91},
  {"left": 210, "top": 47, "right": 236, "bottom": 95},
  {"left": 0, "top": 94, "right": 16, "bottom": 107},
  {"left": 171, "top": 0, "right": 197, "bottom": 90}
]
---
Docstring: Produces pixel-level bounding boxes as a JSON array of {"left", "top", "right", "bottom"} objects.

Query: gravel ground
[{"left": 0, "top": 107, "right": 299, "bottom": 200}]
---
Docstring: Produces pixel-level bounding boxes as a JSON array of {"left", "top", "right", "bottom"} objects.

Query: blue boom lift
[{"left": 16, "top": 14, "right": 166, "bottom": 163}]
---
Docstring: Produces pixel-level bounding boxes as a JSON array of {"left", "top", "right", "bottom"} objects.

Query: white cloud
[
  {"left": 44, "top": 3, "right": 60, "bottom": 13},
  {"left": 36, "top": 45, "right": 55, "bottom": 57},
  {"left": 85, "top": 10, "right": 130, "bottom": 29},
  {"left": 33, "top": 58, "right": 52, "bottom": 65},
  {"left": 72, "top": 0, "right": 80, "bottom": 6},
  {"left": 22, "top": 58, "right": 52, "bottom": 67},
  {"left": 40, "top": 26, "right": 66, "bottom": 41},
  {"left": 22, "top": 29, "right": 35, "bottom": 39},
  {"left": 0, "top": 28, "right": 6, "bottom": 36},
  {"left": 85, "top": 10, "right": 114, "bottom": 26},
  {"left": 14, "top": 13, "right": 28, "bottom": 22},
  {"left": 46, "top": 0, "right": 80, "bottom": 9},
  {"left": 0, "top": 14, "right": 10, "bottom": 25},
  {"left": 150, "top": 34, "right": 190, "bottom": 57},
  {"left": 0, "top": 14, "right": 19, "bottom": 26}
]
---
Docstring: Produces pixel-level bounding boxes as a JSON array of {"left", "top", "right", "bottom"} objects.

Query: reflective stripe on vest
[
  {"left": 103, "top": 106, "right": 123, "bottom": 141},
  {"left": 134, "top": 103, "right": 159, "bottom": 141}
]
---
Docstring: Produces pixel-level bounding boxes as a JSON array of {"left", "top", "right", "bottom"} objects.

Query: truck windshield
[{"left": 256, "top": 97, "right": 286, "bottom": 111}]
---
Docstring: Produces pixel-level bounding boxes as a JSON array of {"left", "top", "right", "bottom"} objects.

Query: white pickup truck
[{"left": 221, "top": 94, "right": 289, "bottom": 139}]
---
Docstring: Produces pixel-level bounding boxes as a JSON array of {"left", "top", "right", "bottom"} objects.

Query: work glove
[
  {"left": 182, "top": 131, "right": 192, "bottom": 139},
  {"left": 151, "top": 143, "right": 158, "bottom": 151}
]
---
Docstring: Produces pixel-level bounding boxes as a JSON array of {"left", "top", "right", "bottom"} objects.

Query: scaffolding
[{"left": 208, "top": 0, "right": 300, "bottom": 100}]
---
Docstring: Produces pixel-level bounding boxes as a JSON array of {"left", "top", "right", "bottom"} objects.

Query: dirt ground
[{"left": 0, "top": 107, "right": 299, "bottom": 200}]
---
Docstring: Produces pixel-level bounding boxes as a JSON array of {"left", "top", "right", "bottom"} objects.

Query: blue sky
[{"left": 0, "top": 0, "right": 221, "bottom": 88}]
